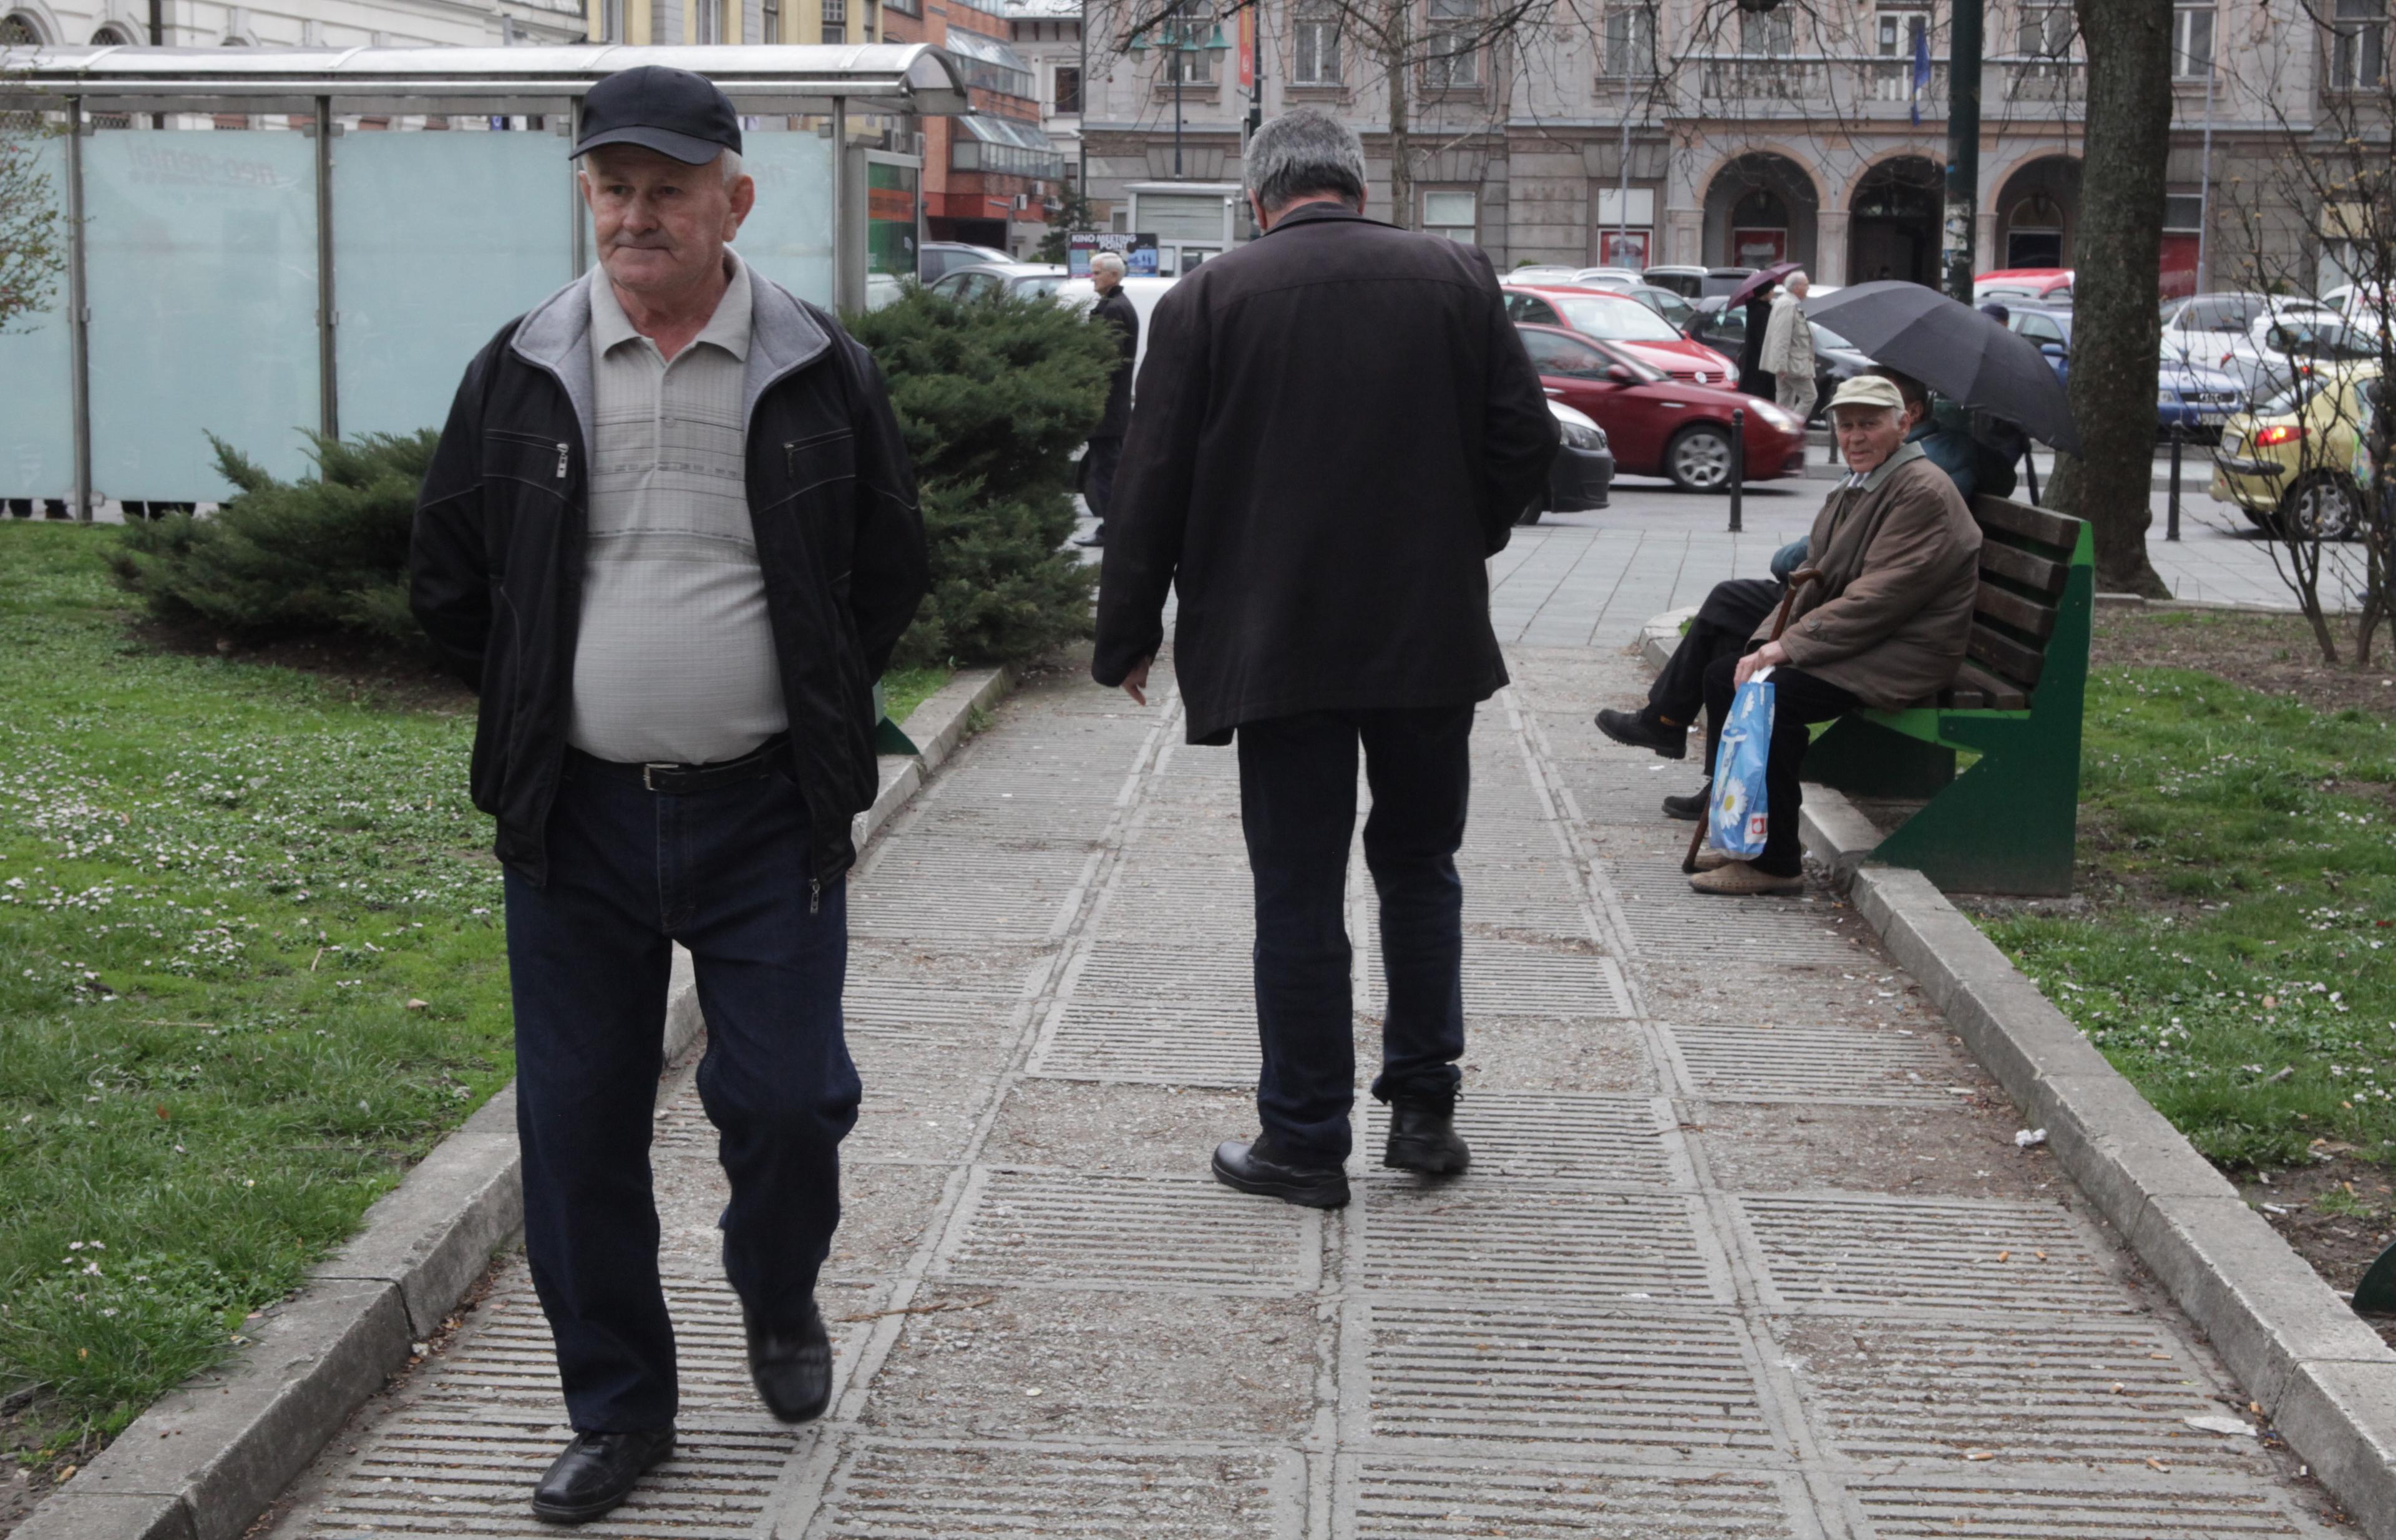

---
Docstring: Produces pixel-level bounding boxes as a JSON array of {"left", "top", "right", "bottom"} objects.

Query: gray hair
[
  {"left": 1243, "top": 107, "right": 1366, "bottom": 215},
  {"left": 1786, "top": 270, "right": 1809, "bottom": 290},
  {"left": 1091, "top": 251, "right": 1126, "bottom": 276}
]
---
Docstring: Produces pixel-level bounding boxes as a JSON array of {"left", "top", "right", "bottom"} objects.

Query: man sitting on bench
[
  {"left": 1687, "top": 373, "right": 1982, "bottom": 897},
  {"left": 1598, "top": 368, "right": 1942, "bottom": 822}
]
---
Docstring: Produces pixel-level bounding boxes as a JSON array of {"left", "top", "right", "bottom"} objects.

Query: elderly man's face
[
  {"left": 582, "top": 145, "right": 754, "bottom": 301},
  {"left": 1788, "top": 275, "right": 1809, "bottom": 298},
  {"left": 1091, "top": 263, "right": 1121, "bottom": 293},
  {"left": 1833, "top": 404, "right": 1906, "bottom": 473}
]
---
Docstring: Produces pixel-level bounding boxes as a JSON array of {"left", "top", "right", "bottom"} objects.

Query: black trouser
[
  {"left": 1649, "top": 577, "right": 1781, "bottom": 725},
  {"left": 1083, "top": 434, "right": 1123, "bottom": 527},
  {"left": 1699, "top": 653, "right": 1860, "bottom": 878},
  {"left": 1236, "top": 704, "right": 1474, "bottom": 1164}
]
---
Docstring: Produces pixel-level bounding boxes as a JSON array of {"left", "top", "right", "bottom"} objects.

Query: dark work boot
[
  {"left": 530, "top": 1426, "right": 675, "bottom": 1524},
  {"left": 1383, "top": 1097, "right": 1471, "bottom": 1176},
  {"left": 1211, "top": 1134, "right": 1350, "bottom": 1209},
  {"left": 1596, "top": 707, "right": 1688, "bottom": 759},
  {"left": 744, "top": 1297, "right": 834, "bottom": 1424},
  {"left": 1662, "top": 783, "right": 1710, "bottom": 821}
]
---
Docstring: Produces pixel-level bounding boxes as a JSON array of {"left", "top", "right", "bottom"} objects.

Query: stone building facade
[{"left": 0, "top": 0, "right": 584, "bottom": 47}]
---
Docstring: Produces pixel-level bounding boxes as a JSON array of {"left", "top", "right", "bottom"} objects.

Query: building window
[
  {"left": 2332, "top": 0, "right": 2385, "bottom": 90},
  {"left": 1738, "top": 5, "right": 1793, "bottom": 55},
  {"left": 1425, "top": 0, "right": 1480, "bottom": 89},
  {"left": 1295, "top": 2, "right": 1342, "bottom": 84},
  {"left": 598, "top": 0, "right": 625, "bottom": 41},
  {"left": 2017, "top": 3, "right": 2074, "bottom": 61},
  {"left": 1, "top": 11, "right": 45, "bottom": 43},
  {"left": 1874, "top": 4, "right": 1927, "bottom": 57},
  {"left": 696, "top": 0, "right": 721, "bottom": 43},
  {"left": 1424, "top": 189, "right": 1476, "bottom": 243},
  {"left": 762, "top": 0, "right": 779, "bottom": 42},
  {"left": 822, "top": 0, "right": 845, "bottom": 43},
  {"left": 1602, "top": 5, "right": 1654, "bottom": 78},
  {"left": 2171, "top": 2, "right": 2214, "bottom": 77},
  {"left": 1164, "top": 0, "right": 1215, "bottom": 87},
  {"left": 1054, "top": 64, "right": 1083, "bottom": 112}
]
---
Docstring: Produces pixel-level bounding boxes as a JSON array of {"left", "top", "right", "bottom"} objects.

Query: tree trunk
[
  {"left": 2062, "top": 0, "right": 2173, "bottom": 597},
  {"left": 1385, "top": 0, "right": 1412, "bottom": 228}
]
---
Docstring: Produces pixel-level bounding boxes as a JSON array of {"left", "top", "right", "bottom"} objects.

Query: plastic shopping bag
[{"left": 1707, "top": 669, "right": 1775, "bottom": 860}]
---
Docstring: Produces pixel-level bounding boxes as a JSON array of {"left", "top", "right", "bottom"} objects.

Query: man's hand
[
  {"left": 1122, "top": 656, "right": 1154, "bottom": 706},
  {"left": 1734, "top": 640, "right": 1790, "bottom": 688}
]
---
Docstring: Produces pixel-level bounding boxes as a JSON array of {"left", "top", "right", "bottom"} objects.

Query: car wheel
[
  {"left": 1665, "top": 424, "right": 1735, "bottom": 492},
  {"left": 2276, "top": 475, "right": 2360, "bottom": 540},
  {"left": 1517, "top": 503, "right": 1544, "bottom": 525}
]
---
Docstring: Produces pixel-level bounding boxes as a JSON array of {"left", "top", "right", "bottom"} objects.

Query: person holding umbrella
[{"left": 1688, "top": 374, "right": 1982, "bottom": 896}]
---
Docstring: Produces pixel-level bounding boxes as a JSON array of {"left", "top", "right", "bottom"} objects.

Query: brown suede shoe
[
  {"left": 1688, "top": 860, "right": 1804, "bottom": 896},
  {"left": 1692, "top": 847, "right": 1736, "bottom": 872}
]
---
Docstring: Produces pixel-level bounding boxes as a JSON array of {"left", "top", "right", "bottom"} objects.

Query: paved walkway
[{"left": 257, "top": 646, "right": 2356, "bottom": 1539}]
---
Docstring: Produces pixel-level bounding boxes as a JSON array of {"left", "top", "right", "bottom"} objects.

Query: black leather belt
[{"left": 570, "top": 734, "right": 790, "bottom": 794}]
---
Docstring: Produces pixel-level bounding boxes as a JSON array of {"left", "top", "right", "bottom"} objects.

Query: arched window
[
  {"left": 1, "top": 11, "right": 49, "bottom": 45},
  {"left": 90, "top": 23, "right": 134, "bottom": 44}
]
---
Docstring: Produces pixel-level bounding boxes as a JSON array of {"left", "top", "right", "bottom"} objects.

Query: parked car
[
  {"left": 2160, "top": 293, "right": 2337, "bottom": 371},
  {"left": 1622, "top": 283, "right": 1697, "bottom": 333},
  {"left": 1686, "top": 295, "right": 1871, "bottom": 421},
  {"left": 1502, "top": 283, "right": 1739, "bottom": 384},
  {"left": 1568, "top": 267, "right": 1646, "bottom": 290},
  {"left": 1516, "top": 322, "right": 1807, "bottom": 491},
  {"left": 927, "top": 262, "right": 1071, "bottom": 303},
  {"left": 1507, "top": 264, "right": 1587, "bottom": 285},
  {"left": 918, "top": 241, "right": 1013, "bottom": 283},
  {"left": 1531, "top": 400, "right": 1614, "bottom": 521},
  {"left": 2209, "top": 311, "right": 2379, "bottom": 399},
  {"left": 1641, "top": 264, "right": 1755, "bottom": 300},
  {"left": 1974, "top": 268, "right": 2074, "bottom": 305},
  {"left": 1052, "top": 273, "right": 1178, "bottom": 384},
  {"left": 2001, "top": 303, "right": 2245, "bottom": 441},
  {"left": 2209, "top": 366, "right": 2380, "bottom": 538}
]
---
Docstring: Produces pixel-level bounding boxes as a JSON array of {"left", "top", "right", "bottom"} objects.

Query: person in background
[
  {"left": 1761, "top": 271, "right": 1818, "bottom": 424},
  {"left": 1074, "top": 251, "right": 1139, "bottom": 549},
  {"left": 1737, "top": 287, "right": 1775, "bottom": 397},
  {"left": 1688, "top": 374, "right": 1980, "bottom": 895}
]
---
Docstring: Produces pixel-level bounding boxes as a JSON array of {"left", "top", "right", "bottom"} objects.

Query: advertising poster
[
  {"left": 1068, "top": 231, "right": 1162, "bottom": 278},
  {"left": 1732, "top": 227, "right": 1787, "bottom": 266}
]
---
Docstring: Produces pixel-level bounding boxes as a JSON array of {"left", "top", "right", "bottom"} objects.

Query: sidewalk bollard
[
  {"left": 2167, "top": 425, "right": 2183, "bottom": 541},
  {"left": 1728, "top": 407, "right": 1745, "bottom": 534}
]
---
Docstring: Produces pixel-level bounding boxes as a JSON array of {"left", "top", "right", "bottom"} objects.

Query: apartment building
[{"left": 0, "top": 0, "right": 585, "bottom": 47}]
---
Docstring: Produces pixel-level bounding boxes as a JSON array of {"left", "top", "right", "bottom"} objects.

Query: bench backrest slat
[
  {"left": 1975, "top": 583, "right": 2059, "bottom": 641},
  {"left": 1976, "top": 539, "right": 2071, "bottom": 597},
  {"left": 1972, "top": 494, "right": 2082, "bottom": 552},
  {"left": 1946, "top": 660, "right": 2031, "bottom": 710},
  {"left": 1969, "top": 619, "right": 2050, "bottom": 688}
]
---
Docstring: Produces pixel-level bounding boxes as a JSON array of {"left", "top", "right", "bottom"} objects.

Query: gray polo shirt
[{"left": 566, "top": 251, "right": 788, "bottom": 766}]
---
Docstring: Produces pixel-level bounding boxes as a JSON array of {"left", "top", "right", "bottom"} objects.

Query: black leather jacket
[{"left": 409, "top": 269, "right": 928, "bottom": 889}]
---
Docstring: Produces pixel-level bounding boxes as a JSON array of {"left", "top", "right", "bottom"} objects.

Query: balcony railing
[{"left": 1674, "top": 53, "right": 2083, "bottom": 118}]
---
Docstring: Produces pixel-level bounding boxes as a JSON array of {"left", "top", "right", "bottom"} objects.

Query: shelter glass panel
[
  {"left": 84, "top": 127, "right": 321, "bottom": 500},
  {"left": 0, "top": 132, "right": 73, "bottom": 502},
  {"left": 729, "top": 129, "right": 837, "bottom": 307},
  {"left": 333, "top": 128, "right": 572, "bottom": 442}
]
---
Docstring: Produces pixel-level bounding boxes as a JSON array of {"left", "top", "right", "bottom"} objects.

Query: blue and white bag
[{"left": 1707, "top": 669, "right": 1776, "bottom": 860}]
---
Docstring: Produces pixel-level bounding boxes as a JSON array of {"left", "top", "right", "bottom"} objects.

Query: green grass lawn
[
  {"left": 0, "top": 525, "right": 517, "bottom": 1457},
  {"left": 1980, "top": 665, "right": 2396, "bottom": 1173},
  {"left": 879, "top": 666, "right": 952, "bottom": 729}
]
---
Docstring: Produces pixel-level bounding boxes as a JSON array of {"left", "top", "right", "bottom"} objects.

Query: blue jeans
[
  {"left": 503, "top": 751, "right": 859, "bottom": 1433},
  {"left": 1235, "top": 705, "right": 1474, "bottom": 1164}
]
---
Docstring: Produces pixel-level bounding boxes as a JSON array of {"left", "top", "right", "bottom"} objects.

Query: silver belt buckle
[{"left": 643, "top": 762, "right": 675, "bottom": 791}]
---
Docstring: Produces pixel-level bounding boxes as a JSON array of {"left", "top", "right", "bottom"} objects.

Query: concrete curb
[
  {"left": 1794, "top": 794, "right": 2396, "bottom": 1537},
  {"left": 12, "top": 666, "right": 1018, "bottom": 1540}
]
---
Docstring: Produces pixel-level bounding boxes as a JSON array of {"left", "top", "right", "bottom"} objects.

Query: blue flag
[{"left": 1911, "top": 25, "right": 1931, "bottom": 127}]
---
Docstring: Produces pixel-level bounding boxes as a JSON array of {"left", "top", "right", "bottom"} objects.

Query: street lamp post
[{"left": 1130, "top": 9, "right": 1229, "bottom": 179}]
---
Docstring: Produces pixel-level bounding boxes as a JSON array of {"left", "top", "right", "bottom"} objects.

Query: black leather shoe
[
  {"left": 1596, "top": 707, "right": 1687, "bottom": 759},
  {"left": 744, "top": 1297, "right": 834, "bottom": 1424},
  {"left": 530, "top": 1426, "right": 674, "bottom": 1524},
  {"left": 1073, "top": 528, "right": 1105, "bottom": 547},
  {"left": 1662, "top": 785, "right": 1709, "bottom": 821},
  {"left": 1211, "top": 1135, "right": 1350, "bottom": 1209},
  {"left": 1383, "top": 1098, "right": 1471, "bottom": 1176}
]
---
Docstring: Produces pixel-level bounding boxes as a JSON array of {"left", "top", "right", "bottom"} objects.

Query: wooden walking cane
[{"left": 1682, "top": 569, "right": 1823, "bottom": 875}]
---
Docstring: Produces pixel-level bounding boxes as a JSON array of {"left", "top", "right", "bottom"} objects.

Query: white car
[
  {"left": 1507, "top": 265, "right": 1586, "bottom": 285},
  {"left": 2161, "top": 293, "right": 2339, "bottom": 371},
  {"left": 1569, "top": 267, "right": 1647, "bottom": 291},
  {"left": 2208, "top": 312, "right": 2379, "bottom": 398},
  {"left": 1053, "top": 273, "right": 1179, "bottom": 387}
]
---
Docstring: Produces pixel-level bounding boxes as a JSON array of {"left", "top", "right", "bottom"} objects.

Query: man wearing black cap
[{"left": 409, "top": 66, "right": 927, "bottom": 1524}]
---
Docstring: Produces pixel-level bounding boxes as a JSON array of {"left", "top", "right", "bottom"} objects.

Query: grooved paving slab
[
  {"left": 813, "top": 1441, "right": 1292, "bottom": 1537},
  {"left": 1366, "top": 1302, "right": 1775, "bottom": 1452},
  {"left": 1663, "top": 1021, "right": 1967, "bottom": 1104},
  {"left": 1843, "top": 1474, "right": 2335, "bottom": 1538},
  {"left": 1348, "top": 1460, "right": 1804, "bottom": 1538},
  {"left": 1026, "top": 1003, "right": 1261, "bottom": 1086},
  {"left": 1610, "top": 884, "right": 1865, "bottom": 966},
  {"left": 1738, "top": 1195, "right": 2126, "bottom": 1316},
  {"left": 941, "top": 1171, "right": 1315, "bottom": 1292},
  {"left": 1362, "top": 1092, "right": 1682, "bottom": 1184},
  {"left": 1366, "top": 936, "right": 1632, "bottom": 1019},
  {"left": 1360, "top": 1182, "right": 1726, "bottom": 1304},
  {"left": 850, "top": 837, "right": 1094, "bottom": 940}
]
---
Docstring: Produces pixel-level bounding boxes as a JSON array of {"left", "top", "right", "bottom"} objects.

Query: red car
[
  {"left": 1501, "top": 283, "right": 1740, "bottom": 385},
  {"left": 1515, "top": 323, "right": 1807, "bottom": 491}
]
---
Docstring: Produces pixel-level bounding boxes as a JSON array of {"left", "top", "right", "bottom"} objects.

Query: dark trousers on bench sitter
[
  {"left": 1651, "top": 578, "right": 1781, "bottom": 725},
  {"left": 1700, "top": 651, "right": 1861, "bottom": 879},
  {"left": 503, "top": 746, "right": 859, "bottom": 1434},
  {"left": 1237, "top": 704, "right": 1474, "bottom": 1165}
]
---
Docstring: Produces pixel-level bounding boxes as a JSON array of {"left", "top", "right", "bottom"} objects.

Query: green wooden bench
[{"left": 1799, "top": 494, "right": 2093, "bottom": 895}]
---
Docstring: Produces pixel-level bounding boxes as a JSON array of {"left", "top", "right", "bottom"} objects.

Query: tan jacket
[{"left": 1753, "top": 442, "right": 1982, "bottom": 709}]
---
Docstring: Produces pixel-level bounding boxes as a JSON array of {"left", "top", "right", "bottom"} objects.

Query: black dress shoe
[
  {"left": 1073, "top": 528, "right": 1105, "bottom": 547},
  {"left": 1211, "top": 1135, "right": 1350, "bottom": 1209},
  {"left": 1383, "top": 1097, "right": 1471, "bottom": 1175},
  {"left": 1662, "top": 784, "right": 1709, "bottom": 821},
  {"left": 530, "top": 1426, "right": 674, "bottom": 1525},
  {"left": 1595, "top": 706, "right": 1688, "bottom": 759},
  {"left": 745, "top": 1297, "right": 834, "bottom": 1423}
]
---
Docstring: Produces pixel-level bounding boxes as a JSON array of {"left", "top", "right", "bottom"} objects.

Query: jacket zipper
[
  {"left": 809, "top": 878, "right": 821, "bottom": 917},
  {"left": 554, "top": 442, "right": 570, "bottom": 480}
]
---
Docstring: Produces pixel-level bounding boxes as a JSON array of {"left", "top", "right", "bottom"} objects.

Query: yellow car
[{"left": 2210, "top": 366, "right": 2380, "bottom": 537}]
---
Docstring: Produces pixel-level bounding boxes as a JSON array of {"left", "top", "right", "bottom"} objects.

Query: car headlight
[
  {"left": 1560, "top": 421, "right": 1607, "bottom": 451},
  {"left": 1750, "top": 401, "right": 1796, "bottom": 430}
]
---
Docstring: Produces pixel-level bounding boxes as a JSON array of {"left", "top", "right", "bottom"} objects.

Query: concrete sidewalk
[{"left": 255, "top": 650, "right": 2356, "bottom": 1538}]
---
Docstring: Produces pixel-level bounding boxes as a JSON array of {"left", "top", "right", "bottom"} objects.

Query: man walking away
[
  {"left": 409, "top": 66, "right": 928, "bottom": 1524},
  {"left": 1761, "top": 272, "right": 1817, "bottom": 424},
  {"left": 1074, "top": 251, "right": 1139, "bottom": 548},
  {"left": 1092, "top": 108, "right": 1557, "bottom": 1210}
]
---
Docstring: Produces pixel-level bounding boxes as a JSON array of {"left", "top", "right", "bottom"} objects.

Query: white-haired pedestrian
[{"left": 1075, "top": 250, "right": 1138, "bottom": 548}]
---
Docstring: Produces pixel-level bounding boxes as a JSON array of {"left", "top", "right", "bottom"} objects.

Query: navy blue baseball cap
[{"left": 573, "top": 66, "right": 742, "bottom": 165}]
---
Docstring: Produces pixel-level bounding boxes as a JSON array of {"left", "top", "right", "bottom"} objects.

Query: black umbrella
[
  {"left": 1722, "top": 261, "right": 1802, "bottom": 311},
  {"left": 1803, "top": 280, "right": 2082, "bottom": 456}
]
